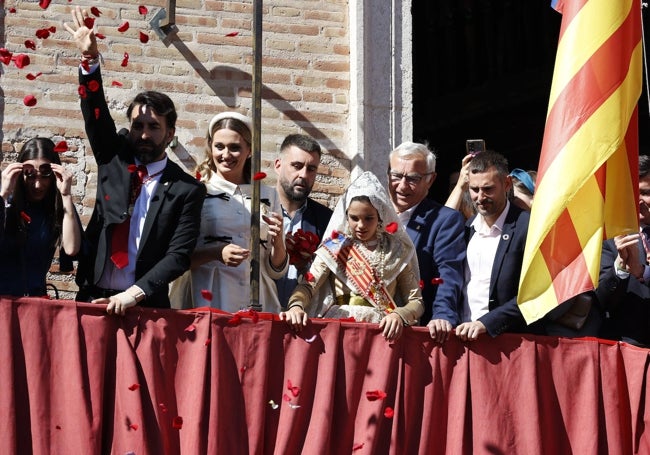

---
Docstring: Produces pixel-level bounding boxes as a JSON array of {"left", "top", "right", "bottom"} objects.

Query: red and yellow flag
[{"left": 518, "top": 0, "right": 642, "bottom": 323}]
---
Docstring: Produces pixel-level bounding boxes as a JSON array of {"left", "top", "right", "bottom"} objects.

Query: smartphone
[{"left": 466, "top": 139, "right": 486, "bottom": 156}]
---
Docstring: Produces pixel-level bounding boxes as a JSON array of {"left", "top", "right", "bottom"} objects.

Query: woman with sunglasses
[{"left": 0, "top": 137, "right": 81, "bottom": 297}]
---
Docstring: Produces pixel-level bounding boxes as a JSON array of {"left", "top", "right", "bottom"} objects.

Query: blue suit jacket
[
  {"left": 404, "top": 198, "right": 465, "bottom": 325},
  {"left": 466, "top": 204, "right": 532, "bottom": 336},
  {"left": 277, "top": 198, "right": 333, "bottom": 307}
]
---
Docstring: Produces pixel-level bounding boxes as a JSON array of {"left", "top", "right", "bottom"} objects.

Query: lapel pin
[{"left": 502, "top": 234, "right": 510, "bottom": 241}]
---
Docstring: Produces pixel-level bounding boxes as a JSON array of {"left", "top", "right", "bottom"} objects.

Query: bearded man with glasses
[{"left": 387, "top": 142, "right": 466, "bottom": 343}]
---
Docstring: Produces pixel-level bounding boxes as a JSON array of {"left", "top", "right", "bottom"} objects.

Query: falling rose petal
[
  {"left": 121, "top": 52, "right": 129, "bottom": 67},
  {"left": 128, "top": 383, "right": 140, "bottom": 391},
  {"left": 283, "top": 393, "right": 291, "bottom": 402},
  {"left": 49, "top": 26, "right": 57, "bottom": 33},
  {"left": 95, "top": 33, "right": 106, "bottom": 40},
  {"left": 287, "top": 379, "right": 301, "bottom": 397},
  {"left": 253, "top": 172, "right": 267, "bottom": 181},
  {"left": 353, "top": 442, "right": 365, "bottom": 451},
  {"left": 129, "top": 423, "right": 138, "bottom": 431},
  {"left": 55, "top": 425, "right": 61, "bottom": 430},
  {"left": 94, "top": 108, "right": 100, "bottom": 119},
  {"left": 20, "top": 211, "right": 32, "bottom": 223},
  {"left": 83, "top": 17, "right": 95, "bottom": 29},
  {"left": 0, "top": 48, "right": 12, "bottom": 65},
  {"left": 200, "top": 289, "right": 213, "bottom": 301},
  {"left": 90, "top": 6, "right": 102, "bottom": 17},
  {"left": 419, "top": 279, "right": 424, "bottom": 289},
  {"left": 127, "top": 164, "right": 138, "bottom": 173},
  {"left": 268, "top": 400, "right": 279, "bottom": 410},
  {"left": 80, "top": 59, "right": 90, "bottom": 72},
  {"left": 227, "top": 313, "right": 242, "bottom": 326},
  {"left": 39, "top": 0, "right": 51, "bottom": 9},
  {"left": 23, "top": 95, "right": 37, "bottom": 107},
  {"left": 104, "top": 194, "right": 110, "bottom": 201},
  {"left": 158, "top": 403, "right": 168, "bottom": 413},
  {"left": 225, "top": 31, "right": 239, "bottom": 37},
  {"left": 384, "top": 406, "right": 394, "bottom": 418},
  {"left": 184, "top": 323, "right": 196, "bottom": 333},
  {"left": 331, "top": 230, "right": 338, "bottom": 239},
  {"left": 9, "top": 8, "right": 17, "bottom": 13},
  {"left": 431, "top": 277, "right": 444, "bottom": 285},
  {"left": 138, "top": 5, "right": 149, "bottom": 15},
  {"left": 365, "top": 390, "right": 387, "bottom": 401},
  {"left": 87, "top": 80, "right": 100, "bottom": 92},
  {"left": 77, "top": 85, "right": 87, "bottom": 99},
  {"left": 204, "top": 338, "right": 211, "bottom": 346},
  {"left": 172, "top": 416, "right": 183, "bottom": 430},
  {"left": 26, "top": 72, "right": 42, "bottom": 80},
  {"left": 195, "top": 171, "right": 201, "bottom": 180},
  {"left": 139, "top": 31, "right": 149, "bottom": 44},
  {"left": 385, "top": 222, "right": 398, "bottom": 234},
  {"left": 53, "top": 141, "right": 68, "bottom": 153},
  {"left": 24, "top": 40, "right": 36, "bottom": 50},
  {"left": 117, "top": 22, "right": 130, "bottom": 33},
  {"left": 35, "top": 28, "right": 50, "bottom": 39},
  {"left": 304, "top": 272, "right": 315, "bottom": 282},
  {"left": 111, "top": 80, "right": 123, "bottom": 87},
  {"left": 12, "top": 54, "right": 30, "bottom": 69}
]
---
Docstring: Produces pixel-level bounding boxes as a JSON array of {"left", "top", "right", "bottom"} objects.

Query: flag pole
[{"left": 249, "top": 0, "right": 263, "bottom": 311}]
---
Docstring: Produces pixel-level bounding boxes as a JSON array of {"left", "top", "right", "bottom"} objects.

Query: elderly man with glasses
[{"left": 387, "top": 142, "right": 466, "bottom": 343}]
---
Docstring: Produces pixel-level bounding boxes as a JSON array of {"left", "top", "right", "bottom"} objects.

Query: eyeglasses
[
  {"left": 23, "top": 164, "right": 53, "bottom": 179},
  {"left": 388, "top": 171, "right": 432, "bottom": 185}
]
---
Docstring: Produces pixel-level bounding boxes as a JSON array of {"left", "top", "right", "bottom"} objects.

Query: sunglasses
[{"left": 23, "top": 164, "right": 53, "bottom": 179}]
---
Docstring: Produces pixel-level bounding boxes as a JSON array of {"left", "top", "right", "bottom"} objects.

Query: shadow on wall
[{"left": 165, "top": 34, "right": 360, "bottom": 173}]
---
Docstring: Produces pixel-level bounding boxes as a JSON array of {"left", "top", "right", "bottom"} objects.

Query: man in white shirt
[{"left": 456, "top": 151, "right": 533, "bottom": 341}]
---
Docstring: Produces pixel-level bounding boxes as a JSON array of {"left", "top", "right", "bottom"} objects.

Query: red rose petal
[
  {"left": 287, "top": 379, "right": 301, "bottom": 397},
  {"left": 184, "top": 323, "right": 196, "bottom": 332},
  {"left": 304, "top": 272, "right": 315, "bottom": 282},
  {"left": 20, "top": 211, "right": 32, "bottom": 223},
  {"left": 227, "top": 313, "right": 243, "bottom": 326},
  {"left": 128, "top": 383, "right": 140, "bottom": 391},
  {"left": 353, "top": 442, "right": 365, "bottom": 451},
  {"left": 253, "top": 172, "right": 267, "bottom": 181},
  {"left": 55, "top": 425, "right": 61, "bottom": 430},
  {"left": 129, "top": 423, "right": 138, "bottom": 431},
  {"left": 39, "top": 0, "right": 51, "bottom": 9},
  {"left": 104, "top": 194, "right": 111, "bottom": 201},
  {"left": 139, "top": 31, "right": 149, "bottom": 44},
  {"left": 94, "top": 108, "right": 100, "bottom": 119},
  {"left": 430, "top": 277, "right": 444, "bottom": 285},
  {"left": 419, "top": 279, "right": 424, "bottom": 289},
  {"left": 87, "top": 80, "right": 100, "bottom": 92},
  {"left": 111, "top": 80, "right": 123, "bottom": 87},
  {"left": 384, "top": 406, "right": 394, "bottom": 418},
  {"left": 204, "top": 338, "right": 211, "bottom": 346},
  {"left": 23, "top": 95, "right": 37, "bottom": 107},
  {"left": 49, "top": 26, "right": 57, "bottom": 33},
  {"left": 90, "top": 6, "right": 102, "bottom": 17},
  {"left": 9, "top": 8, "right": 16, "bottom": 13},
  {"left": 195, "top": 171, "right": 201, "bottom": 180},
  {"left": 225, "top": 31, "right": 239, "bottom": 37},
  {"left": 12, "top": 54, "right": 30, "bottom": 69},
  {"left": 83, "top": 17, "right": 95, "bottom": 29},
  {"left": 365, "top": 390, "right": 387, "bottom": 401},
  {"left": 77, "top": 85, "right": 87, "bottom": 99},
  {"left": 117, "top": 21, "right": 130, "bottom": 33},
  {"left": 138, "top": 5, "right": 149, "bottom": 15},
  {"left": 331, "top": 230, "right": 338, "bottom": 239},
  {"left": 121, "top": 53, "right": 129, "bottom": 67},
  {"left": 95, "top": 33, "right": 106, "bottom": 40},
  {"left": 283, "top": 393, "right": 291, "bottom": 402},
  {"left": 0, "top": 48, "right": 12, "bottom": 65},
  {"left": 200, "top": 288, "right": 216, "bottom": 301},
  {"left": 26, "top": 72, "right": 42, "bottom": 80},
  {"left": 385, "top": 222, "right": 398, "bottom": 234},
  {"left": 172, "top": 416, "right": 183, "bottom": 429},
  {"left": 53, "top": 141, "right": 68, "bottom": 153},
  {"left": 24, "top": 40, "right": 36, "bottom": 50}
]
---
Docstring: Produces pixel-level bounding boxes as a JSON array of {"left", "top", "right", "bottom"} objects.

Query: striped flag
[{"left": 518, "top": 0, "right": 642, "bottom": 323}]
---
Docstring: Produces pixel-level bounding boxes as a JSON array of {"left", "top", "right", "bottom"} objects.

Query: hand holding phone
[{"left": 466, "top": 139, "right": 485, "bottom": 156}]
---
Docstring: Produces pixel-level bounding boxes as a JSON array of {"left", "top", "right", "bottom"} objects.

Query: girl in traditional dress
[{"left": 280, "top": 172, "right": 423, "bottom": 340}]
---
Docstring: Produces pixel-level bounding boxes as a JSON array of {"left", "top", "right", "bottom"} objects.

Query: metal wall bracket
[{"left": 149, "top": 5, "right": 178, "bottom": 45}]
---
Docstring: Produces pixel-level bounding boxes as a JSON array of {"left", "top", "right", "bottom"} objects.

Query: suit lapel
[
  {"left": 405, "top": 200, "right": 433, "bottom": 245},
  {"left": 489, "top": 207, "right": 516, "bottom": 296},
  {"left": 139, "top": 165, "right": 172, "bottom": 254}
]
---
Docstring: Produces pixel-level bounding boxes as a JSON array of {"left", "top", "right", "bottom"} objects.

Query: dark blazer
[
  {"left": 75, "top": 67, "right": 206, "bottom": 308},
  {"left": 596, "top": 237, "right": 650, "bottom": 346},
  {"left": 276, "top": 198, "right": 333, "bottom": 306},
  {"left": 404, "top": 198, "right": 465, "bottom": 325},
  {"left": 466, "top": 204, "right": 532, "bottom": 336}
]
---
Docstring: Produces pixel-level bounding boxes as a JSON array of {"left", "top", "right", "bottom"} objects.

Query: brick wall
[{"left": 1, "top": 0, "right": 351, "bottom": 298}]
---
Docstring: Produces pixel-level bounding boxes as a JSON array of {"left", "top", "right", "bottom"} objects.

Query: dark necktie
[{"left": 110, "top": 165, "right": 148, "bottom": 269}]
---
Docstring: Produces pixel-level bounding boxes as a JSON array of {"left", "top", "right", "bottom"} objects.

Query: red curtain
[{"left": 1, "top": 296, "right": 649, "bottom": 454}]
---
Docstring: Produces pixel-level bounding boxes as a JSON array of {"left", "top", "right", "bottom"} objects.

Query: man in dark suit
[
  {"left": 456, "top": 151, "right": 535, "bottom": 341},
  {"left": 596, "top": 155, "right": 650, "bottom": 347},
  {"left": 66, "top": 7, "right": 206, "bottom": 314},
  {"left": 388, "top": 142, "right": 466, "bottom": 343},
  {"left": 274, "top": 134, "right": 333, "bottom": 308}
]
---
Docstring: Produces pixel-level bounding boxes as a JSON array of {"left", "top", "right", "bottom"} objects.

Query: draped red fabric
[{"left": 1, "top": 296, "right": 649, "bottom": 454}]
